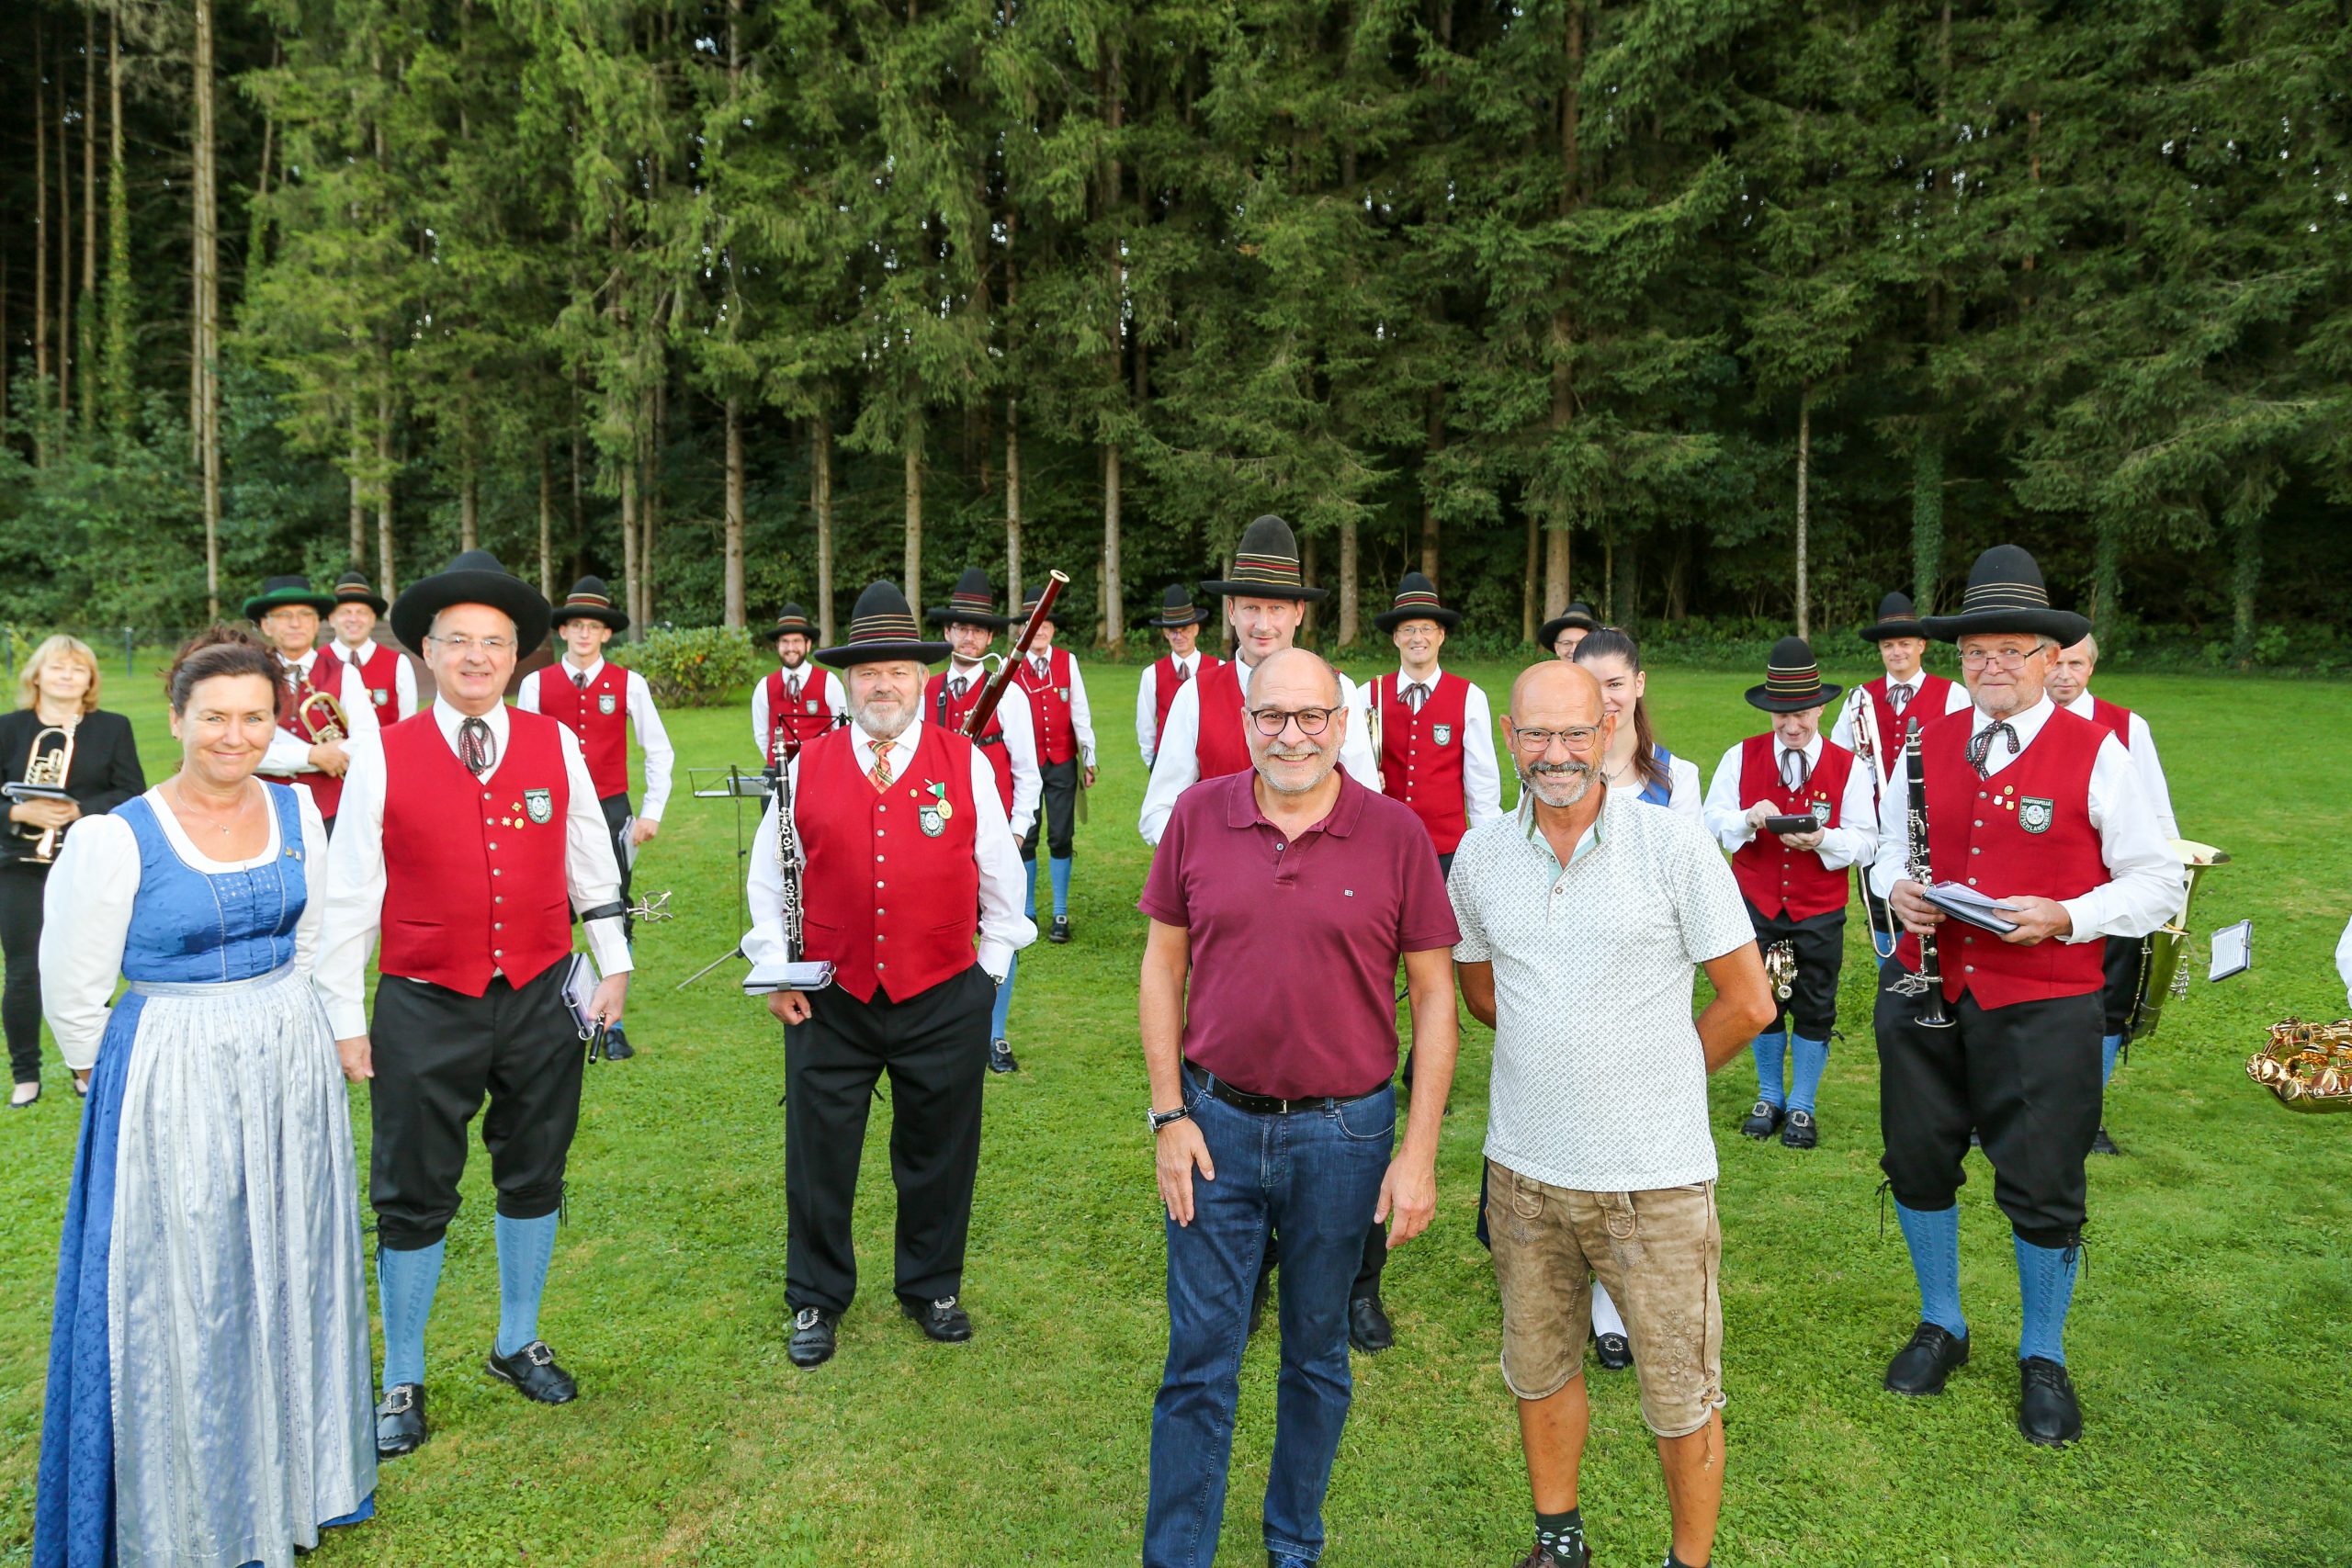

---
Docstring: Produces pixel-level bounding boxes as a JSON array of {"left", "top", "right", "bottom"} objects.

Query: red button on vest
[
  {"left": 534, "top": 662, "right": 631, "bottom": 800},
  {"left": 1731, "top": 733, "right": 1855, "bottom": 920},
  {"left": 1374, "top": 672, "right": 1473, "bottom": 855}
]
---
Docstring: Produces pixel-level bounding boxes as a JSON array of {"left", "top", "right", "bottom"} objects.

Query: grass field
[{"left": 2, "top": 651, "right": 2347, "bottom": 1568}]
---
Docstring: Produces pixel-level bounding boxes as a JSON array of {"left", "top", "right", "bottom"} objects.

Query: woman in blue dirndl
[{"left": 33, "top": 628, "right": 375, "bottom": 1568}]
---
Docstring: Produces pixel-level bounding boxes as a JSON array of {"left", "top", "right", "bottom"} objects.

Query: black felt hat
[
  {"left": 390, "top": 549, "right": 552, "bottom": 652},
  {"left": 1144, "top": 584, "right": 1214, "bottom": 629},
  {"left": 1374, "top": 571, "right": 1462, "bottom": 633},
  {"left": 927, "top": 568, "right": 1015, "bottom": 629},
  {"left": 1859, "top": 591, "right": 1931, "bottom": 644},
  {"left": 763, "top": 604, "right": 819, "bottom": 641},
  {"left": 815, "top": 581, "right": 951, "bottom": 668},
  {"left": 1199, "top": 515, "right": 1329, "bottom": 604},
  {"left": 1744, "top": 636, "right": 1843, "bottom": 713},
  {"left": 1918, "top": 545, "right": 2091, "bottom": 647},
  {"left": 550, "top": 575, "right": 629, "bottom": 633},
  {"left": 332, "top": 570, "right": 389, "bottom": 615},
  {"left": 242, "top": 574, "right": 337, "bottom": 621},
  {"left": 1536, "top": 601, "right": 1600, "bottom": 648}
]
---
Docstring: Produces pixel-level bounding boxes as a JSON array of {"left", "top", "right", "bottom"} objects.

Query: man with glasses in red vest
[
  {"left": 752, "top": 604, "right": 846, "bottom": 769},
  {"left": 248, "top": 573, "right": 381, "bottom": 835},
  {"left": 1136, "top": 585, "right": 1222, "bottom": 769}
]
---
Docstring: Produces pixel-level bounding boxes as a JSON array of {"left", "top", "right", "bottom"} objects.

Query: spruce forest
[{"left": 0, "top": 1, "right": 2346, "bottom": 665}]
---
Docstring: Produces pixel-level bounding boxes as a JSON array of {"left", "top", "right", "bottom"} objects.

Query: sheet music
[{"left": 2208, "top": 919, "right": 2251, "bottom": 982}]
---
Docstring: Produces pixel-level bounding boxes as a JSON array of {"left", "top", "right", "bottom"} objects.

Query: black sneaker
[
  {"left": 2018, "top": 1356, "right": 2082, "bottom": 1447},
  {"left": 374, "top": 1382, "right": 427, "bottom": 1458},
  {"left": 1883, "top": 1321, "right": 1970, "bottom": 1395},
  {"left": 1738, "top": 1100, "right": 1785, "bottom": 1140},
  {"left": 2090, "top": 1126, "right": 2120, "bottom": 1156},
  {"left": 902, "top": 1294, "right": 973, "bottom": 1343},
  {"left": 989, "top": 1038, "right": 1019, "bottom": 1074},
  {"left": 486, "top": 1339, "right": 578, "bottom": 1404},
  {"left": 1048, "top": 915, "right": 1071, "bottom": 944},
  {"left": 788, "top": 1306, "right": 839, "bottom": 1369},
  {"left": 1781, "top": 1108, "right": 1819, "bottom": 1149}
]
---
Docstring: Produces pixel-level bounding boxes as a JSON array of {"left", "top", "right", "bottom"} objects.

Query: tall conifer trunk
[
  {"left": 724, "top": 398, "right": 746, "bottom": 627},
  {"left": 813, "top": 414, "right": 836, "bottom": 644},
  {"left": 904, "top": 408, "right": 924, "bottom": 607},
  {"left": 1793, "top": 386, "right": 1813, "bottom": 639},
  {"left": 194, "top": 0, "right": 223, "bottom": 617}
]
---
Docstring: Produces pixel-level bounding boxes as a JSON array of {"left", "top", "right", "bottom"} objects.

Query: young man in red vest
[
  {"left": 1139, "top": 514, "right": 1381, "bottom": 847},
  {"left": 326, "top": 570, "right": 416, "bottom": 723},
  {"left": 1833, "top": 592, "right": 1971, "bottom": 956},
  {"left": 746, "top": 581, "right": 1036, "bottom": 1371},
  {"left": 1010, "top": 593, "right": 1096, "bottom": 944},
  {"left": 316, "top": 550, "right": 633, "bottom": 1460},
  {"left": 1135, "top": 585, "right": 1222, "bottom": 768},
  {"left": 1871, "top": 546, "right": 2178, "bottom": 1448},
  {"left": 752, "top": 604, "right": 846, "bottom": 768},
  {"left": 516, "top": 576, "right": 675, "bottom": 1060},
  {"left": 924, "top": 568, "right": 1041, "bottom": 1073},
  {"left": 2044, "top": 632, "right": 2184, "bottom": 1156},
  {"left": 1355, "top": 572, "right": 1502, "bottom": 881},
  {"left": 247, "top": 573, "right": 380, "bottom": 835},
  {"left": 1702, "top": 637, "right": 1877, "bottom": 1151}
]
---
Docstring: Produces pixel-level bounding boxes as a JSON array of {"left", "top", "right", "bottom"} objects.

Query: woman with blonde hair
[{"left": 2, "top": 635, "right": 143, "bottom": 1108}]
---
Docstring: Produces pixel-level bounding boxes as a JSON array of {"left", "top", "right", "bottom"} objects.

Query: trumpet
[
  {"left": 6, "top": 724, "right": 79, "bottom": 863},
  {"left": 295, "top": 688, "right": 350, "bottom": 746},
  {"left": 2246, "top": 1019, "right": 2352, "bottom": 1112}
]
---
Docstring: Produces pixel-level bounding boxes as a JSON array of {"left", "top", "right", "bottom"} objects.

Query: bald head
[
  {"left": 1511, "top": 660, "right": 1605, "bottom": 728},
  {"left": 1253, "top": 646, "right": 1342, "bottom": 709},
  {"left": 1508, "top": 660, "right": 1610, "bottom": 809}
]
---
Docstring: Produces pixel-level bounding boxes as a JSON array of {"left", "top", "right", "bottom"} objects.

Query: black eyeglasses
[{"left": 1249, "top": 705, "right": 1336, "bottom": 738}]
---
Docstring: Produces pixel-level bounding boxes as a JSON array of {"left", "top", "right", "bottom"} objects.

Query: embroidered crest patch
[
  {"left": 2018, "top": 795, "right": 2054, "bottom": 834},
  {"left": 596, "top": 692, "right": 618, "bottom": 716},
  {"left": 1810, "top": 798, "right": 1833, "bottom": 826},
  {"left": 525, "top": 788, "right": 554, "bottom": 825},
  {"left": 1432, "top": 724, "right": 1453, "bottom": 746},
  {"left": 805, "top": 700, "right": 819, "bottom": 715},
  {"left": 918, "top": 804, "right": 945, "bottom": 837},
  {"left": 370, "top": 687, "right": 390, "bottom": 705}
]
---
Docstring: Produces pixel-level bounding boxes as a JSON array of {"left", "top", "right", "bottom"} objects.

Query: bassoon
[
  {"left": 962, "top": 569, "right": 1070, "bottom": 739},
  {"left": 1884, "top": 716, "right": 1954, "bottom": 1029}
]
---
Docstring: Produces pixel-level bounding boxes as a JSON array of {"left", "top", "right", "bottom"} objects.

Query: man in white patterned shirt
[{"left": 1449, "top": 660, "right": 1773, "bottom": 1568}]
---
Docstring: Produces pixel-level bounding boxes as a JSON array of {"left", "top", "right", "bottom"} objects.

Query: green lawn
[{"left": 3, "top": 655, "right": 2347, "bottom": 1567}]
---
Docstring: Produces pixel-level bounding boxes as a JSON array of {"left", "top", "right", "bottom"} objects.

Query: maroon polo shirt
[{"left": 1139, "top": 768, "right": 1460, "bottom": 1100}]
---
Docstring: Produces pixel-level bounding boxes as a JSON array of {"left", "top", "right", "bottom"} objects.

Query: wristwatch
[{"left": 1148, "top": 1105, "right": 1191, "bottom": 1134}]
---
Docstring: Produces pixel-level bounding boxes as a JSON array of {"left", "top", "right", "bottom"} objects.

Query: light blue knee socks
[
  {"left": 1894, "top": 1203, "right": 1966, "bottom": 1339},
  {"left": 2100, "top": 1032, "right": 2123, "bottom": 1086},
  {"left": 494, "top": 1213, "right": 561, "bottom": 1358},
  {"left": 1048, "top": 855, "right": 1073, "bottom": 919},
  {"left": 1750, "top": 1031, "right": 1787, "bottom": 1109},
  {"left": 1787, "top": 1034, "right": 1830, "bottom": 1116},
  {"left": 2015, "top": 1236, "right": 2079, "bottom": 1365},
  {"left": 990, "top": 949, "right": 1018, "bottom": 1040},
  {"left": 378, "top": 1240, "right": 446, "bottom": 1389},
  {"left": 1023, "top": 857, "right": 1040, "bottom": 919}
]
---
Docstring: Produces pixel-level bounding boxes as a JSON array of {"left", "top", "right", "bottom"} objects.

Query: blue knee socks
[
  {"left": 1749, "top": 1031, "right": 1787, "bottom": 1109},
  {"left": 378, "top": 1240, "right": 446, "bottom": 1390},
  {"left": 494, "top": 1213, "right": 561, "bottom": 1358},
  {"left": 1023, "top": 857, "right": 1040, "bottom": 920},
  {"left": 1787, "top": 1034, "right": 1830, "bottom": 1116},
  {"left": 2015, "top": 1236, "right": 2079, "bottom": 1366},
  {"left": 1894, "top": 1203, "right": 1966, "bottom": 1339},
  {"left": 990, "top": 949, "right": 1018, "bottom": 1040},
  {"left": 2100, "top": 1032, "right": 2123, "bottom": 1087},
  {"left": 1048, "top": 855, "right": 1072, "bottom": 919}
]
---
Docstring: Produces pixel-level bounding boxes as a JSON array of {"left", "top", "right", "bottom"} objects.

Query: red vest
[
  {"left": 797, "top": 724, "right": 983, "bottom": 1003},
  {"left": 1374, "top": 671, "right": 1473, "bottom": 855},
  {"left": 1193, "top": 660, "right": 1254, "bottom": 781},
  {"left": 2088, "top": 695, "right": 2133, "bottom": 750},
  {"left": 377, "top": 711, "right": 574, "bottom": 995},
  {"left": 275, "top": 659, "right": 345, "bottom": 820},
  {"left": 926, "top": 667, "right": 1013, "bottom": 810},
  {"left": 534, "top": 661, "right": 631, "bottom": 800},
  {"left": 1894, "top": 706, "right": 2110, "bottom": 1010},
  {"left": 1153, "top": 655, "right": 1223, "bottom": 750},
  {"left": 1013, "top": 647, "right": 1079, "bottom": 765},
  {"left": 338, "top": 643, "right": 406, "bottom": 722},
  {"left": 1861, "top": 672, "right": 1959, "bottom": 779},
  {"left": 1730, "top": 733, "right": 1856, "bottom": 920},
  {"left": 763, "top": 665, "right": 836, "bottom": 767}
]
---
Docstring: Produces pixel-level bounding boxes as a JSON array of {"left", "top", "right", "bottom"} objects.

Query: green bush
[{"left": 612, "top": 625, "right": 763, "bottom": 707}]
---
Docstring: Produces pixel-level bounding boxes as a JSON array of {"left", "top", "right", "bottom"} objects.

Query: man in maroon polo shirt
[{"left": 1136, "top": 647, "right": 1460, "bottom": 1568}]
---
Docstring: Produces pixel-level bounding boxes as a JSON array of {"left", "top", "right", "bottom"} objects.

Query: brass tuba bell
[{"left": 2125, "top": 839, "right": 2230, "bottom": 1042}]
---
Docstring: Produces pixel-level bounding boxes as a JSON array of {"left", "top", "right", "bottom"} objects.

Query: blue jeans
[{"left": 1144, "top": 1072, "right": 1396, "bottom": 1567}]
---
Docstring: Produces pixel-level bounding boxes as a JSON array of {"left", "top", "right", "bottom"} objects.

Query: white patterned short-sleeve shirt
[{"left": 1450, "top": 784, "right": 1756, "bottom": 1192}]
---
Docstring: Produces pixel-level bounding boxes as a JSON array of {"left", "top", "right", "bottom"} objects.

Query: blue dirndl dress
[{"left": 33, "top": 786, "right": 376, "bottom": 1568}]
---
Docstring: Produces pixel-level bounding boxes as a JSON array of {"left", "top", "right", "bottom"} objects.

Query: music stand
[{"left": 678, "top": 765, "right": 776, "bottom": 988}]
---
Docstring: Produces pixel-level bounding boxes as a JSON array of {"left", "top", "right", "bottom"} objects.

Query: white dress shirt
[
  {"left": 2337, "top": 914, "right": 2352, "bottom": 1011},
  {"left": 314, "top": 701, "right": 632, "bottom": 1040},
  {"left": 1136, "top": 650, "right": 1207, "bottom": 766},
  {"left": 1867, "top": 694, "right": 2180, "bottom": 942},
  {"left": 1023, "top": 649, "right": 1097, "bottom": 768},
  {"left": 259, "top": 647, "right": 382, "bottom": 775},
  {"left": 1139, "top": 655, "right": 1381, "bottom": 846},
  {"left": 1345, "top": 667, "right": 1504, "bottom": 831},
  {"left": 2063, "top": 689, "right": 2179, "bottom": 840},
  {"left": 329, "top": 637, "right": 419, "bottom": 716},
  {"left": 743, "top": 714, "right": 1037, "bottom": 981},
  {"left": 1702, "top": 734, "right": 1879, "bottom": 870},
  {"left": 941, "top": 659, "right": 1043, "bottom": 841},
  {"left": 38, "top": 784, "right": 329, "bottom": 1071},
  {"left": 750, "top": 664, "right": 849, "bottom": 757},
  {"left": 515, "top": 654, "right": 677, "bottom": 821}
]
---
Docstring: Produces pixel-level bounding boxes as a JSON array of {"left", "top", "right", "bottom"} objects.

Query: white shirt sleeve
[
  {"left": 293, "top": 791, "right": 328, "bottom": 975},
  {"left": 1702, "top": 742, "right": 1755, "bottom": 853},
  {"left": 1066, "top": 660, "right": 1096, "bottom": 769},
  {"left": 1828, "top": 693, "right": 1859, "bottom": 753},
  {"left": 2058, "top": 732, "right": 2184, "bottom": 943},
  {"left": 315, "top": 737, "right": 391, "bottom": 1039},
  {"left": 1136, "top": 663, "right": 1159, "bottom": 765},
  {"left": 395, "top": 650, "right": 419, "bottom": 717},
  {"left": 333, "top": 657, "right": 381, "bottom": 745},
  {"left": 627, "top": 671, "right": 675, "bottom": 821},
  {"left": 1139, "top": 678, "right": 1204, "bottom": 847},
  {"left": 996, "top": 686, "right": 1044, "bottom": 842},
  {"left": 2128, "top": 715, "right": 2180, "bottom": 841},
  {"left": 1668, "top": 756, "right": 1702, "bottom": 822},
  {"left": 1944, "top": 682, "right": 1973, "bottom": 716},
  {"left": 559, "top": 727, "right": 634, "bottom": 973},
  {"left": 827, "top": 671, "right": 848, "bottom": 713},
  {"left": 1869, "top": 749, "right": 1913, "bottom": 902},
  {"left": 1462, "top": 683, "right": 1503, "bottom": 828},
  {"left": 1816, "top": 751, "right": 1880, "bottom": 872},
  {"left": 752, "top": 675, "right": 772, "bottom": 759},
  {"left": 1336, "top": 672, "right": 1380, "bottom": 791},
  {"left": 514, "top": 670, "right": 543, "bottom": 714},
  {"left": 38, "top": 813, "right": 140, "bottom": 1071}
]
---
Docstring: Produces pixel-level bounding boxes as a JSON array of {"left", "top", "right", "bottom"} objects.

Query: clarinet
[
  {"left": 772, "top": 732, "right": 808, "bottom": 967},
  {"left": 1884, "top": 716, "right": 1954, "bottom": 1027}
]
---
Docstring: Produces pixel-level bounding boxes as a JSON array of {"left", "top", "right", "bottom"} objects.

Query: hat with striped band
[
  {"left": 550, "top": 575, "right": 629, "bottom": 633},
  {"left": 1918, "top": 545, "right": 2089, "bottom": 647},
  {"left": 1143, "top": 583, "right": 1213, "bottom": 629},
  {"left": 816, "top": 581, "right": 951, "bottom": 668},
  {"left": 928, "top": 567, "right": 1015, "bottom": 629},
  {"left": 762, "top": 603, "right": 819, "bottom": 641},
  {"left": 1199, "top": 515, "right": 1329, "bottom": 604},
  {"left": 1536, "top": 601, "right": 1600, "bottom": 649},
  {"left": 332, "top": 570, "right": 389, "bottom": 615},
  {"left": 1374, "top": 570, "right": 1461, "bottom": 632},
  {"left": 1858, "top": 590, "right": 1929, "bottom": 644},
  {"left": 1744, "top": 635, "right": 1842, "bottom": 713},
  {"left": 242, "top": 574, "right": 337, "bottom": 621}
]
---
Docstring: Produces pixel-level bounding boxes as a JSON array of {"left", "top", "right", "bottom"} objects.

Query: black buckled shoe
[
  {"left": 601, "top": 1024, "right": 635, "bottom": 1061},
  {"left": 787, "top": 1306, "right": 839, "bottom": 1369},
  {"left": 2090, "top": 1125, "right": 2120, "bottom": 1156},
  {"left": 375, "top": 1383, "right": 427, "bottom": 1458},
  {"left": 1738, "top": 1100, "right": 1785, "bottom": 1140},
  {"left": 902, "top": 1294, "right": 973, "bottom": 1344},
  {"left": 1883, "top": 1322, "right": 1970, "bottom": 1395},
  {"left": 1048, "top": 915, "right": 1070, "bottom": 944},
  {"left": 1594, "top": 1331, "right": 1634, "bottom": 1371},
  {"left": 1347, "top": 1294, "right": 1394, "bottom": 1354},
  {"left": 989, "top": 1038, "right": 1019, "bottom": 1074},
  {"left": 2018, "top": 1356, "right": 2082, "bottom": 1447},
  {"left": 486, "top": 1340, "right": 578, "bottom": 1404},
  {"left": 1781, "top": 1109, "right": 1819, "bottom": 1149}
]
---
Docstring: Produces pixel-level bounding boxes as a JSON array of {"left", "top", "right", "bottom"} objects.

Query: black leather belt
[{"left": 1182, "top": 1061, "right": 1385, "bottom": 1117}]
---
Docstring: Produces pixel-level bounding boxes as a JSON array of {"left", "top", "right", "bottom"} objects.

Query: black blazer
[{"left": 0, "top": 708, "right": 147, "bottom": 869}]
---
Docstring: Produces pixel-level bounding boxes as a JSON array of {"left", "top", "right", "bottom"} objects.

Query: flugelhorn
[
  {"left": 6, "top": 724, "right": 78, "bottom": 863},
  {"left": 2246, "top": 1018, "right": 2352, "bottom": 1112},
  {"left": 295, "top": 688, "right": 350, "bottom": 746}
]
